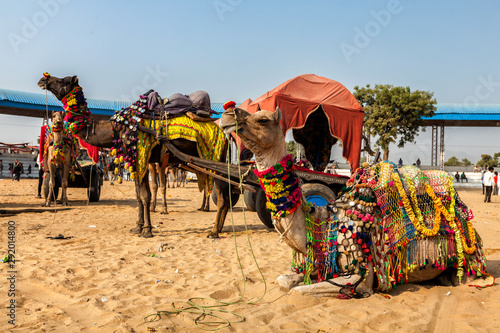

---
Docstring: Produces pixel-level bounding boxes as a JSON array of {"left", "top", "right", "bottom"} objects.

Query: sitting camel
[
  {"left": 43, "top": 111, "right": 75, "bottom": 206},
  {"left": 220, "top": 106, "right": 488, "bottom": 297},
  {"left": 38, "top": 74, "right": 231, "bottom": 238}
]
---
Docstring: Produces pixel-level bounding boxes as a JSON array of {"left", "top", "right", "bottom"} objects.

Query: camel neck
[
  {"left": 61, "top": 86, "right": 92, "bottom": 134},
  {"left": 254, "top": 140, "right": 287, "bottom": 171}
]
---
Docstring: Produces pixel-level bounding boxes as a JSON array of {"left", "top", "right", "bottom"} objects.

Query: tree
[
  {"left": 286, "top": 141, "right": 296, "bottom": 156},
  {"left": 461, "top": 158, "right": 472, "bottom": 167},
  {"left": 477, "top": 154, "right": 498, "bottom": 168},
  {"left": 444, "top": 156, "right": 461, "bottom": 167},
  {"left": 354, "top": 84, "right": 437, "bottom": 160}
]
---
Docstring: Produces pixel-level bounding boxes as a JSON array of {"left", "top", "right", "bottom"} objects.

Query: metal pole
[
  {"left": 431, "top": 125, "right": 438, "bottom": 166},
  {"left": 439, "top": 123, "right": 445, "bottom": 171}
]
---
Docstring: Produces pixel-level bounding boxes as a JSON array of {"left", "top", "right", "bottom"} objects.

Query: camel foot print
[
  {"left": 141, "top": 229, "right": 154, "bottom": 238},
  {"left": 130, "top": 226, "right": 143, "bottom": 234}
]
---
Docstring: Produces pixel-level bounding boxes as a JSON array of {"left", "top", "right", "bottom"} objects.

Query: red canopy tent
[{"left": 239, "top": 74, "right": 364, "bottom": 171}]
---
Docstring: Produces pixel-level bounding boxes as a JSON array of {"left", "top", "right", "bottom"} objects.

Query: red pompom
[{"left": 223, "top": 101, "right": 236, "bottom": 110}]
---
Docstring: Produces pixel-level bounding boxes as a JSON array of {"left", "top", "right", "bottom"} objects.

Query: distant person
[
  {"left": 455, "top": 172, "right": 460, "bottom": 182},
  {"left": 481, "top": 170, "right": 485, "bottom": 194},
  {"left": 36, "top": 165, "right": 44, "bottom": 198},
  {"left": 0, "top": 160, "right": 3, "bottom": 179},
  {"left": 483, "top": 167, "right": 494, "bottom": 203},
  {"left": 473, "top": 165, "right": 479, "bottom": 173},
  {"left": 398, "top": 158, "right": 403, "bottom": 167},
  {"left": 28, "top": 164, "right": 32, "bottom": 174},
  {"left": 416, "top": 158, "right": 421, "bottom": 168},
  {"left": 461, "top": 172, "right": 467, "bottom": 183},
  {"left": 494, "top": 171, "right": 499, "bottom": 196},
  {"left": 13, "top": 159, "right": 21, "bottom": 181}
]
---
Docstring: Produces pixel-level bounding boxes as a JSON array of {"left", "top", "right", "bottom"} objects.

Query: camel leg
[
  {"left": 276, "top": 264, "right": 375, "bottom": 297},
  {"left": 207, "top": 181, "right": 230, "bottom": 238},
  {"left": 197, "top": 173, "right": 209, "bottom": 211},
  {"left": 148, "top": 164, "right": 158, "bottom": 212},
  {"left": 158, "top": 165, "right": 168, "bottom": 214},
  {"left": 202, "top": 185, "right": 210, "bottom": 212},
  {"left": 44, "top": 163, "right": 57, "bottom": 207},
  {"left": 57, "top": 162, "right": 71, "bottom": 206},
  {"left": 176, "top": 168, "right": 181, "bottom": 187},
  {"left": 170, "top": 168, "right": 176, "bottom": 188},
  {"left": 130, "top": 178, "right": 145, "bottom": 234},
  {"left": 139, "top": 175, "right": 153, "bottom": 238}
]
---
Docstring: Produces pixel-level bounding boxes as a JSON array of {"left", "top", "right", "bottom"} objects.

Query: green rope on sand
[{"left": 144, "top": 120, "right": 268, "bottom": 331}]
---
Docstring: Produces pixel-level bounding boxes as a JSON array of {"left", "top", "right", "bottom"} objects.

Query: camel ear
[
  {"left": 274, "top": 107, "right": 282, "bottom": 123},
  {"left": 71, "top": 76, "right": 79, "bottom": 85}
]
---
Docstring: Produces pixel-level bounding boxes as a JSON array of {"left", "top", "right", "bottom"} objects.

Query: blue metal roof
[
  {"left": 3, "top": 88, "right": 500, "bottom": 122},
  {"left": 422, "top": 104, "right": 500, "bottom": 121},
  {"left": 0, "top": 88, "right": 224, "bottom": 118}
]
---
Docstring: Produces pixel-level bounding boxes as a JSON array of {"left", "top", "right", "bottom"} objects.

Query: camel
[
  {"left": 220, "top": 106, "right": 488, "bottom": 297},
  {"left": 38, "top": 74, "right": 232, "bottom": 238},
  {"left": 43, "top": 111, "right": 74, "bottom": 206}
]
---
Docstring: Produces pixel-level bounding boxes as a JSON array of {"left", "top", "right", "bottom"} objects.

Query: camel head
[
  {"left": 220, "top": 107, "right": 287, "bottom": 170},
  {"left": 38, "top": 73, "right": 79, "bottom": 100},
  {"left": 51, "top": 111, "right": 64, "bottom": 127}
]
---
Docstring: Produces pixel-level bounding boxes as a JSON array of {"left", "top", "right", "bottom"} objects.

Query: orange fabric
[
  {"left": 39, "top": 125, "right": 47, "bottom": 164},
  {"left": 76, "top": 136, "right": 100, "bottom": 164},
  {"left": 241, "top": 74, "right": 364, "bottom": 171}
]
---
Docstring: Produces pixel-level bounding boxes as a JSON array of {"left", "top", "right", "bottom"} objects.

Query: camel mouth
[
  {"left": 221, "top": 124, "right": 236, "bottom": 135},
  {"left": 37, "top": 81, "right": 48, "bottom": 90}
]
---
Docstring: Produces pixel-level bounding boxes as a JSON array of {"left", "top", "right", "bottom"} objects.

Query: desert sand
[{"left": 0, "top": 178, "right": 499, "bottom": 333}]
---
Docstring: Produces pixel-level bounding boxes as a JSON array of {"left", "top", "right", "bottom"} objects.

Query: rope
[{"left": 144, "top": 116, "right": 268, "bottom": 330}]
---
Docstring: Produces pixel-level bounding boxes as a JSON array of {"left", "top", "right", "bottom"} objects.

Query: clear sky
[{"left": 1, "top": 0, "right": 499, "bottom": 164}]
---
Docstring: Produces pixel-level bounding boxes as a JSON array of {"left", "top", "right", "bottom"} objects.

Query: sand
[{"left": 0, "top": 178, "right": 499, "bottom": 333}]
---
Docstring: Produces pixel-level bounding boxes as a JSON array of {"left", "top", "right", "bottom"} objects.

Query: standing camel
[
  {"left": 38, "top": 74, "right": 231, "bottom": 238},
  {"left": 43, "top": 111, "right": 75, "bottom": 206},
  {"left": 220, "top": 106, "right": 487, "bottom": 296}
]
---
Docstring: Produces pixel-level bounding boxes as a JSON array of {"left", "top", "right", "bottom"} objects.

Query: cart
[
  {"left": 42, "top": 154, "right": 103, "bottom": 202},
  {"left": 139, "top": 126, "right": 349, "bottom": 228}
]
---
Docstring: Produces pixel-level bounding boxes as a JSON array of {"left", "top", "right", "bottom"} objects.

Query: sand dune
[{"left": 0, "top": 179, "right": 499, "bottom": 332}]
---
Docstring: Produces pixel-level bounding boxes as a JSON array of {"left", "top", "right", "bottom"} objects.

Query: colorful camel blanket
[
  {"left": 292, "top": 163, "right": 486, "bottom": 292},
  {"left": 136, "top": 115, "right": 226, "bottom": 182}
]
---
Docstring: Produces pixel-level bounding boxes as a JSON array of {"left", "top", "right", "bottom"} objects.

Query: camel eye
[{"left": 257, "top": 118, "right": 269, "bottom": 125}]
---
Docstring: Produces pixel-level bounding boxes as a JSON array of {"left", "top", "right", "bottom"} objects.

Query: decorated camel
[
  {"left": 220, "top": 106, "right": 489, "bottom": 297},
  {"left": 43, "top": 110, "right": 78, "bottom": 206},
  {"left": 38, "top": 74, "right": 232, "bottom": 238}
]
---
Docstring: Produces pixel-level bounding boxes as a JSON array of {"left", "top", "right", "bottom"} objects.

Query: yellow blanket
[{"left": 136, "top": 115, "right": 226, "bottom": 182}]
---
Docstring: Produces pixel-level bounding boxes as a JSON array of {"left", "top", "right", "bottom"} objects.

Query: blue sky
[{"left": 1, "top": 0, "right": 499, "bottom": 164}]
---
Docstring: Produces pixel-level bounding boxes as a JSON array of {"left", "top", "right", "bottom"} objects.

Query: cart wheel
[
  {"left": 87, "top": 168, "right": 101, "bottom": 202},
  {"left": 42, "top": 172, "right": 60, "bottom": 201},
  {"left": 211, "top": 188, "right": 240, "bottom": 207},
  {"left": 255, "top": 187, "right": 273, "bottom": 228},
  {"left": 243, "top": 187, "right": 257, "bottom": 212},
  {"left": 302, "top": 183, "right": 336, "bottom": 207}
]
